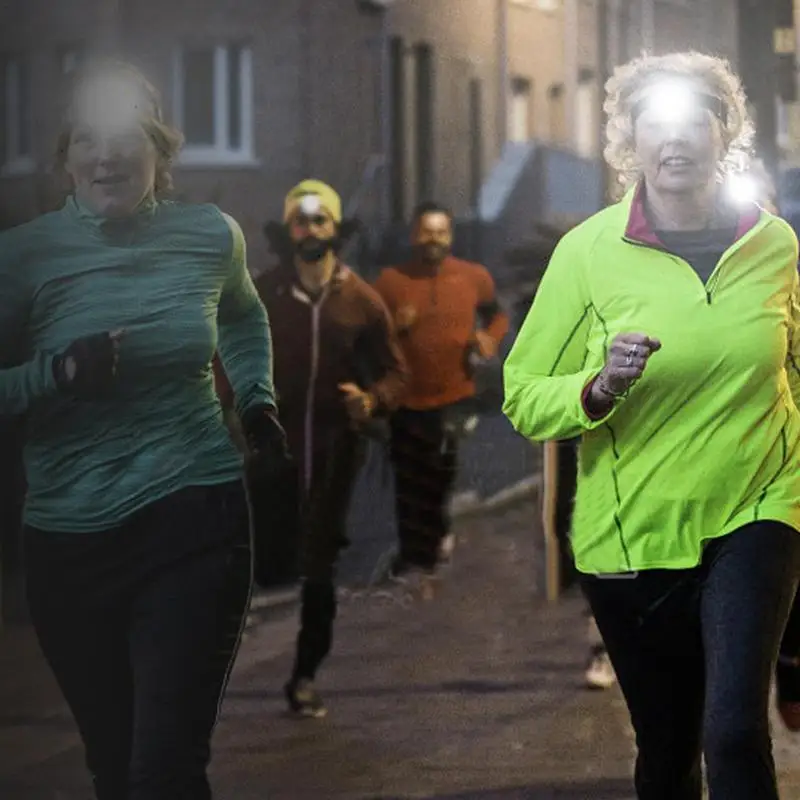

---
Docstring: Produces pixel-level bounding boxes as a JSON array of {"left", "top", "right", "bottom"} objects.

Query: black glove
[
  {"left": 240, "top": 404, "right": 291, "bottom": 462},
  {"left": 52, "top": 331, "right": 122, "bottom": 398}
]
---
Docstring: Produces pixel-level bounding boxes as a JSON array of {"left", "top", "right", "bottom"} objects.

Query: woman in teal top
[{"left": 0, "top": 62, "right": 286, "bottom": 799}]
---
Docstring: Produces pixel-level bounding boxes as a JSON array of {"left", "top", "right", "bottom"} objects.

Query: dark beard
[
  {"left": 416, "top": 243, "right": 449, "bottom": 264},
  {"left": 295, "top": 236, "right": 335, "bottom": 263}
]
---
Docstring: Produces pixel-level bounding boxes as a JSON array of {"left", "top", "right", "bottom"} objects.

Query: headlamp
[
  {"left": 299, "top": 194, "right": 322, "bottom": 215},
  {"left": 724, "top": 171, "right": 760, "bottom": 206},
  {"left": 631, "top": 78, "right": 727, "bottom": 127},
  {"left": 73, "top": 74, "right": 159, "bottom": 133}
]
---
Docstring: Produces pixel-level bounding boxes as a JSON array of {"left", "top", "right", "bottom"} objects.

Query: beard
[
  {"left": 295, "top": 235, "right": 335, "bottom": 263},
  {"left": 416, "top": 242, "right": 450, "bottom": 263}
]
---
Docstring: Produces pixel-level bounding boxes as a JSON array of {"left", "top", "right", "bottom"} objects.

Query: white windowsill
[
  {"left": 1, "top": 156, "right": 36, "bottom": 177},
  {"left": 177, "top": 149, "right": 261, "bottom": 169}
]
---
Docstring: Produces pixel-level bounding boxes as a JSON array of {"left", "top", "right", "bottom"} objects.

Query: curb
[
  {"left": 249, "top": 586, "right": 299, "bottom": 611},
  {"left": 450, "top": 474, "right": 541, "bottom": 519},
  {"left": 244, "top": 586, "right": 300, "bottom": 631}
]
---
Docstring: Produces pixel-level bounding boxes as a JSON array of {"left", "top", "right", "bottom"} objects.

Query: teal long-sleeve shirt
[{"left": 0, "top": 196, "right": 274, "bottom": 532}]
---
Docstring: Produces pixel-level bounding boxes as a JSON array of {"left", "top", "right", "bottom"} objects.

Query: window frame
[
  {"left": 1, "top": 56, "right": 35, "bottom": 176},
  {"left": 172, "top": 43, "right": 256, "bottom": 167}
]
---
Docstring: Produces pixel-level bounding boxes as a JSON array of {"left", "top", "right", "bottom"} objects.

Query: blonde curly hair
[{"left": 604, "top": 51, "right": 755, "bottom": 196}]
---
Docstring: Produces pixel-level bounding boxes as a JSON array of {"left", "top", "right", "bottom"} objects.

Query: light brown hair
[{"left": 54, "top": 59, "right": 184, "bottom": 196}]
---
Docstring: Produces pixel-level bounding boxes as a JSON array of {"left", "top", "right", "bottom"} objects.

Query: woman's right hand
[
  {"left": 52, "top": 330, "right": 123, "bottom": 398},
  {"left": 240, "top": 404, "right": 291, "bottom": 464},
  {"left": 589, "top": 332, "right": 661, "bottom": 409}
]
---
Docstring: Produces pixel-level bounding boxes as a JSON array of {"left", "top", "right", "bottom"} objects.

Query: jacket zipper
[
  {"left": 303, "top": 290, "right": 328, "bottom": 492},
  {"left": 621, "top": 235, "right": 723, "bottom": 305}
]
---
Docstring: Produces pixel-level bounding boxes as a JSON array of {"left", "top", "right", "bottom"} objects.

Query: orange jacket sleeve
[{"left": 475, "top": 266, "right": 509, "bottom": 344}]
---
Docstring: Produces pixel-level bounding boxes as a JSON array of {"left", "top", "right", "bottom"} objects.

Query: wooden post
[{"left": 541, "top": 439, "right": 562, "bottom": 604}]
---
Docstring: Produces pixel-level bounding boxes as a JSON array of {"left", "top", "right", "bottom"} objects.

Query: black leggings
[
  {"left": 290, "top": 434, "right": 364, "bottom": 683},
  {"left": 779, "top": 587, "right": 800, "bottom": 660},
  {"left": 582, "top": 521, "right": 800, "bottom": 800},
  {"left": 24, "top": 482, "right": 252, "bottom": 800}
]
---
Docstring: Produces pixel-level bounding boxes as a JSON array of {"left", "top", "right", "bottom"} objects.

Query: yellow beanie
[{"left": 283, "top": 179, "right": 342, "bottom": 224}]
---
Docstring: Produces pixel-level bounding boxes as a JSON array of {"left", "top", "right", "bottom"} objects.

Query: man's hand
[
  {"left": 53, "top": 329, "right": 124, "bottom": 398},
  {"left": 395, "top": 305, "right": 418, "bottom": 333},
  {"left": 473, "top": 330, "right": 497, "bottom": 360},
  {"left": 338, "top": 382, "right": 376, "bottom": 425},
  {"left": 589, "top": 333, "right": 662, "bottom": 410}
]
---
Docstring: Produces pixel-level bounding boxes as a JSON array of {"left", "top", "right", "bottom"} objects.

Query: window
[
  {"left": 173, "top": 44, "right": 254, "bottom": 165},
  {"left": 511, "top": 0, "right": 559, "bottom": 10},
  {"left": 1, "top": 56, "right": 34, "bottom": 175},
  {"left": 575, "top": 76, "right": 595, "bottom": 158},
  {"left": 547, "top": 83, "right": 566, "bottom": 143},
  {"left": 509, "top": 76, "right": 531, "bottom": 143},
  {"left": 777, "top": 98, "right": 791, "bottom": 152}
]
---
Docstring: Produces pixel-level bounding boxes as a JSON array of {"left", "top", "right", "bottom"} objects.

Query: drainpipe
[
  {"left": 379, "top": 8, "right": 392, "bottom": 226},
  {"left": 358, "top": 0, "right": 394, "bottom": 226},
  {"left": 597, "top": 0, "right": 611, "bottom": 207},
  {"left": 563, "top": 0, "right": 579, "bottom": 150},
  {"left": 497, "top": 0, "right": 508, "bottom": 156},
  {"left": 98, "top": 0, "right": 122, "bottom": 54},
  {"left": 641, "top": 0, "right": 655, "bottom": 53}
]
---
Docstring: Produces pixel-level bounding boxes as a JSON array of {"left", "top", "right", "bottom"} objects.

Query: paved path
[{"left": 3, "top": 498, "right": 800, "bottom": 798}]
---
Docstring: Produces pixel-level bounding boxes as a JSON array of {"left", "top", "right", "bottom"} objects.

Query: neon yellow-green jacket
[{"left": 503, "top": 186, "right": 800, "bottom": 574}]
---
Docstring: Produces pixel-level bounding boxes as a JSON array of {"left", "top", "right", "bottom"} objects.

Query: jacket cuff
[{"left": 576, "top": 371, "right": 619, "bottom": 429}]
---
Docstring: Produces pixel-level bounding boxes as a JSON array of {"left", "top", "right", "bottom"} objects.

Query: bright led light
[
  {"left": 725, "top": 172, "right": 759, "bottom": 205},
  {"left": 632, "top": 76, "right": 728, "bottom": 130},
  {"left": 645, "top": 80, "right": 697, "bottom": 123},
  {"left": 72, "top": 75, "right": 151, "bottom": 133},
  {"left": 299, "top": 194, "right": 322, "bottom": 215}
]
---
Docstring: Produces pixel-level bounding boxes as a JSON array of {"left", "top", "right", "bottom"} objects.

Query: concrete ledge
[
  {"left": 450, "top": 474, "right": 541, "bottom": 519},
  {"left": 250, "top": 473, "right": 542, "bottom": 616}
]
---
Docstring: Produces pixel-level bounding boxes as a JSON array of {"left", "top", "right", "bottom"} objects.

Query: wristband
[{"left": 595, "top": 371, "right": 626, "bottom": 399}]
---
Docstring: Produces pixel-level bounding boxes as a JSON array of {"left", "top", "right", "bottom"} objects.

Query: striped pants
[{"left": 390, "top": 408, "right": 459, "bottom": 570}]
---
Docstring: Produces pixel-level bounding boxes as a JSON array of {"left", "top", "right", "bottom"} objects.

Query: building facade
[{"left": 0, "top": 0, "right": 740, "bottom": 264}]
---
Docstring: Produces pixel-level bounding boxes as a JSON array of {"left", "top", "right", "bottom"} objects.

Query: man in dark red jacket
[{"left": 217, "top": 180, "right": 407, "bottom": 718}]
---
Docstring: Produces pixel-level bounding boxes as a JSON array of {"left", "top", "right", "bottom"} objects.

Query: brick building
[
  {"left": 0, "top": 1, "right": 747, "bottom": 626},
  {"left": 0, "top": 0, "right": 740, "bottom": 267}
]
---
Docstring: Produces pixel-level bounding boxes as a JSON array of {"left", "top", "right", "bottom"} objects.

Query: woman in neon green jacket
[{"left": 504, "top": 52, "right": 800, "bottom": 800}]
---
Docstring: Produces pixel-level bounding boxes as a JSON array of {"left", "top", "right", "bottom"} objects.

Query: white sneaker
[
  {"left": 439, "top": 533, "right": 456, "bottom": 563},
  {"left": 585, "top": 647, "right": 617, "bottom": 690}
]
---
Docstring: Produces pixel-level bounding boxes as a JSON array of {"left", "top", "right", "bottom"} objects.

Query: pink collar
[{"left": 623, "top": 182, "right": 761, "bottom": 247}]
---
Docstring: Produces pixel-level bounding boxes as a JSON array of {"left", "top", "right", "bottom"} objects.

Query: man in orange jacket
[{"left": 374, "top": 202, "right": 509, "bottom": 582}]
